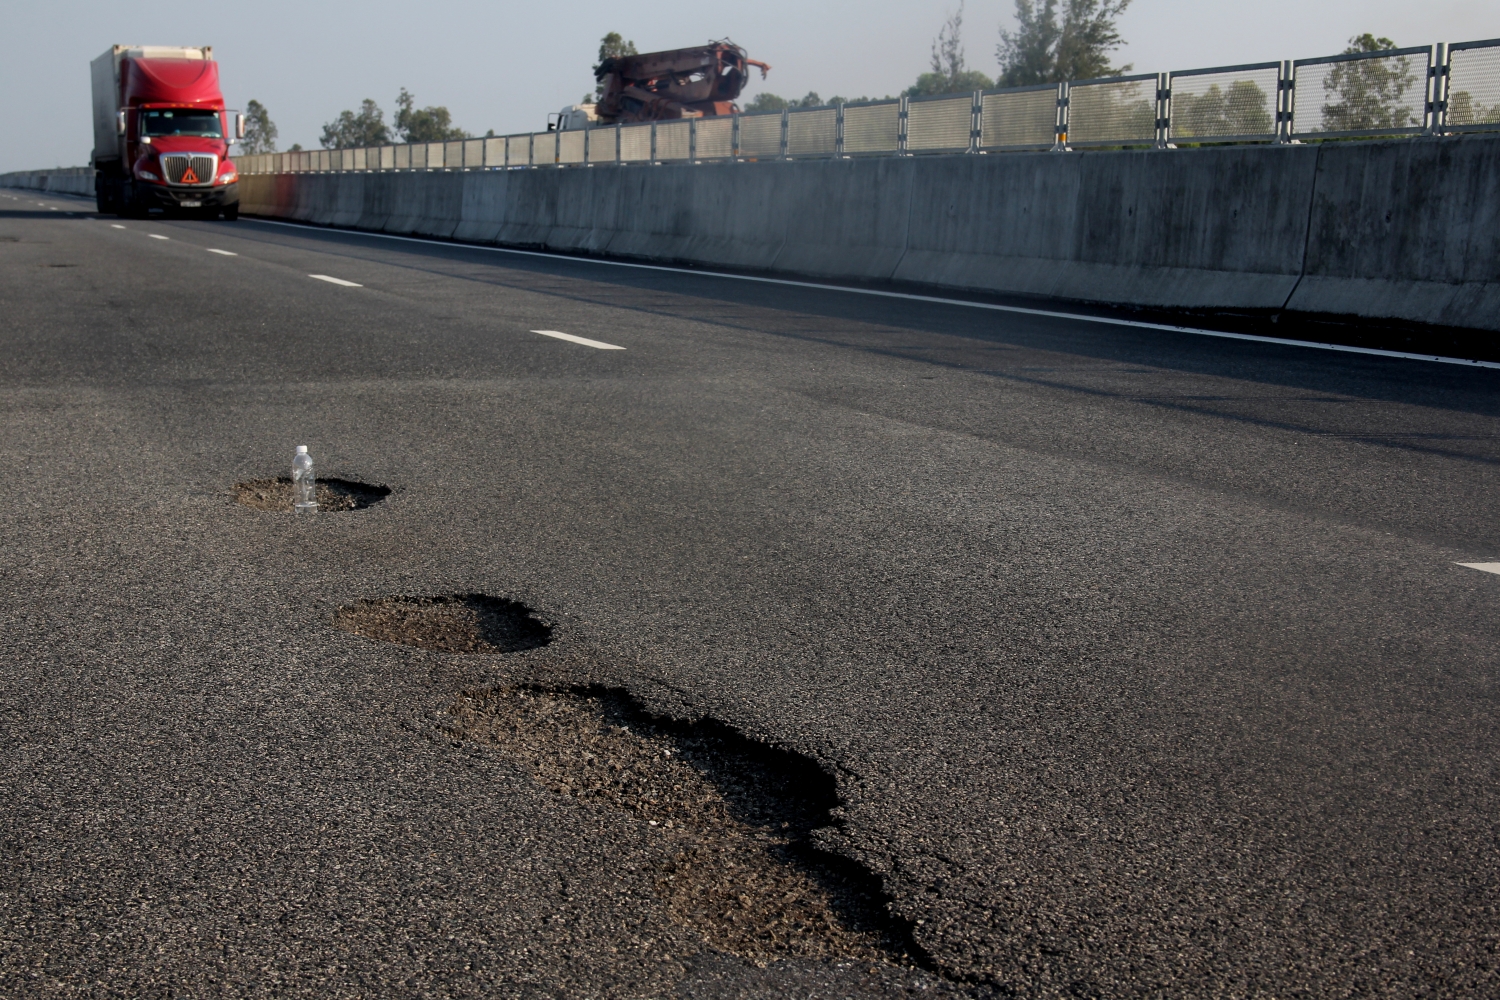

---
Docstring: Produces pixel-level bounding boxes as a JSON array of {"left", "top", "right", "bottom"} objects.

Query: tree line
[
  {"left": 236, "top": 12, "right": 1499, "bottom": 156},
  {"left": 234, "top": 90, "right": 480, "bottom": 154},
  {"left": 739, "top": 1, "right": 1492, "bottom": 138}
]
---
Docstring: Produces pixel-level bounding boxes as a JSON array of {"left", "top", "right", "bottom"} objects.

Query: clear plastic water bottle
[{"left": 292, "top": 445, "right": 318, "bottom": 515}]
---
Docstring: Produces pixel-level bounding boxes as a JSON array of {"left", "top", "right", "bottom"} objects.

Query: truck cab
[{"left": 92, "top": 46, "right": 244, "bottom": 219}]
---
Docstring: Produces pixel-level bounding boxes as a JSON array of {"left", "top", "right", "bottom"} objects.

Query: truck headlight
[
  {"left": 135, "top": 168, "right": 159, "bottom": 181},
  {"left": 216, "top": 171, "right": 237, "bottom": 185}
]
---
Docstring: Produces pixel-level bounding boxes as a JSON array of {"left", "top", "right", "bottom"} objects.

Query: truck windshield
[{"left": 141, "top": 109, "right": 223, "bottom": 137}]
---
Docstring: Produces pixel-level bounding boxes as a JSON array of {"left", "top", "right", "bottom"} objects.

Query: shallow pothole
[
  {"left": 446, "top": 685, "right": 926, "bottom": 970},
  {"left": 233, "top": 477, "right": 390, "bottom": 513},
  {"left": 334, "top": 595, "right": 552, "bottom": 654}
]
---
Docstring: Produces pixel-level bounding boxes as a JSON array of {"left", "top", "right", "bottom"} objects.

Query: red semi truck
[{"left": 91, "top": 45, "right": 244, "bottom": 220}]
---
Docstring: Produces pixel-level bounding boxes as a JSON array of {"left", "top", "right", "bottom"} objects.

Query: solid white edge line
[
  {"left": 308, "top": 274, "right": 362, "bottom": 287},
  {"left": 1456, "top": 562, "right": 1500, "bottom": 575},
  {"left": 244, "top": 219, "right": 1500, "bottom": 372},
  {"left": 206, "top": 249, "right": 237, "bottom": 256},
  {"left": 531, "top": 329, "right": 626, "bottom": 350}
]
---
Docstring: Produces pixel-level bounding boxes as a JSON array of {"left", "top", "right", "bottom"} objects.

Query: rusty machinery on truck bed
[{"left": 593, "top": 40, "right": 770, "bottom": 123}]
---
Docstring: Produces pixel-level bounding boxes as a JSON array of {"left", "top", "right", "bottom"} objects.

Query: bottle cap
[{"left": 295, "top": 445, "right": 308, "bottom": 454}]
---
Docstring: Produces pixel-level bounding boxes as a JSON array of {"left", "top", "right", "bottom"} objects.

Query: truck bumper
[{"left": 134, "top": 182, "right": 239, "bottom": 212}]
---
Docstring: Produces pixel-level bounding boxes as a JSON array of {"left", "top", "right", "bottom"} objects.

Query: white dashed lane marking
[
  {"left": 308, "top": 274, "right": 362, "bottom": 287},
  {"left": 111, "top": 224, "right": 126, "bottom": 229},
  {"left": 530, "top": 329, "right": 625, "bottom": 350},
  {"left": 1457, "top": 562, "right": 1500, "bottom": 575},
  {"left": 206, "top": 249, "right": 237, "bottom": 256},
  {"left": 149, "top": 234, "right": 169, "bottom": 240}
]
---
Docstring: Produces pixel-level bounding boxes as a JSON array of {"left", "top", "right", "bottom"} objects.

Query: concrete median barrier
[
  {"left": 235, "top": 134, "right": 1500, "bottom": 334},
  {"left": 0, "top": 168, "right": 95, "bottom": 196}
]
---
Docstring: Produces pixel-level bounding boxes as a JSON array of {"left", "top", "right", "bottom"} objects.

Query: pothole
[
  {"left": 334, "top": 595, "right": 552, "bottom": 654},
  {"left": 445, "top": 685, "right": 926, "bottom": 970},
  {"left": 233, "top": 477, "right": 390, "bottom": 512}
]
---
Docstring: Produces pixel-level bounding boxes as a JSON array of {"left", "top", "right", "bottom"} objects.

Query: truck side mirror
[
  {"left": 117, "top": 110, "right": 126, "bottom": 136},
  {"left": 235, "top": 112, "right": 246, "bottom": 139}
]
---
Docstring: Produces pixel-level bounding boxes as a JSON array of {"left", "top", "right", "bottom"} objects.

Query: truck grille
[{"left": 160, "top": 153, "right": 217, "bottom": 186}]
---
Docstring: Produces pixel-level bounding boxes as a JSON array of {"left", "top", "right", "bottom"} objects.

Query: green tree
[
  {"left": 745, "top": 93, "right": 787, "bottom": 112},
  {"left": 997, "top": 0, "right": 1132, "bottom": 87},
  {"left": 593, "top": 32, "right": 639, "bottom": 99},
  {"left": 743, "top": 92, "right": 831, "bottom": 112},
  {"left": 1172, "top": 80, "right": 1273, "bottom": 138},
  {"left": 1447, "top": 89, "right": 1500, "bottom": 127},
  {"left": 1321, "top": 34, "right": 1416, "bottom": 132},
  {"left": 240, "top": 99, "right": 278, "bottom": 154},
  {"left": 394, "top": 88, "right": 471, "bottom": 143},
  {"left": 906, "top": 4, "right": 995, "bottom": 97},
  {"left": 320, "top": 98, "right": 389, "bottom": 149}
]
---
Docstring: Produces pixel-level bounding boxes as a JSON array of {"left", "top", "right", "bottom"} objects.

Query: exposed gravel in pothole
[
  {"left": 233, "top": 477, "right": 390, "bottom": 512},
  {"left": 445, "top": 685, "right": 926, "bottom": 971},
  {"left": 334, "top": 595, "right": 552, "bottom": 654}
]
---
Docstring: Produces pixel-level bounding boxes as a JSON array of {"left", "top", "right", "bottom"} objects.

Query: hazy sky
[{"left": 2, "top": 0, "right": 1493, "bottom": 171}]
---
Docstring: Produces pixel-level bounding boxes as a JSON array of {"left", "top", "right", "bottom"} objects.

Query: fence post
[
  {"left": 1052, "top": 82, "right": 1070, "bottom": 150},
  {"left": 689, "top": 117, "right": 697, "bottom": 162},
  {"left": 836, "top": 102, "right": 845, "bottom": 157},
  {"left": 650, "top": 121, "right": 658, "bottom": 163},
  {"left": 970, "top": 90, "right": 983, "bottom": 152},
  {"left": 1155, "top": 73, "right": 1172, "bottom": 149},
  {"left": 898, "top": 96, "right": 909, "bottom": 154},
  {"left": 780, "top": 108, "right": 789, "bottom": 160},
  {"left": 732, "top": 113, "right": 741, "bottom": 159},
  {"left": 1276, "top": 61, "right": 1295, "bottom": 142},
  {"left": 615, "top": 122, "right": 622, "bottom": 165},
  {"left": 1426, "top": 43, "right": 1450, "bottom": 135}
]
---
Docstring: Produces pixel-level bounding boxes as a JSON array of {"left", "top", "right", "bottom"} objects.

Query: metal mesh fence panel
[
  {"left": 907, "top": 95, "right": 972, "bottom": 151},
  {"left": 393, "top": 145, "right": 409, "bottom": 169},
  {"left": 587, "top": 128, "right": 617, "bottom": 164},
  {"left": 738, "top": 113, "right": 782, "bottom": 157},
  {"left": 1292, "top": 48, "right": 1430, "bottom": 137},
  {"left": 1168, "top": 64, "right": 1279, "bottom": 141},
  {"left": 1068, "top": 76, "right": 1158, "bottom": 145},
  {"left": 842, "top": 101, "right": 900, "bottom": 153},
  {"left": 505, "top": 135, "right": 530, "bottom": 167},
  {"left": 655, "top": 120, "right": 691, "bottom": 160},
  {"left": 787, "top": 107, "right": 837, "bottom": 156},
  {"left": 463, "top": 139, "right": 484, "bottom": 168},
  {"left": 483, "top": 137, "right": 504, "bottom": 166},
  {"left": 620, "top": 124, "right": 652, "bottom": 162},
  {"left": 414, "top": 144, "right": 431, "bottom": 169},
  {"left": 440, "top": 141, "right": 458, "bottom": 169},
  {"left": 695, "top": 117, "right": 734, "bottom": 159},
  {"left": 1446, "top": 41, "right": 1500, "bottom": 131},
  {"left": 558, "top": 130, "right": 586, "bottom": 164},
  {"left": 980, "top": 86, "right": 1056, "bottom": 148}
]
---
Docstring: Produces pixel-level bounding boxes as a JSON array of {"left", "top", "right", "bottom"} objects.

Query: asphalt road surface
[{"left": 2, "top": 189, "right": 1497, "bottom": 999}]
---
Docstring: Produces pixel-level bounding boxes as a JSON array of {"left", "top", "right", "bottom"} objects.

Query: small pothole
[
  {"left": 446, "top": 685, "right": 927, "bottom": 971},
  {"left": 234, "top": 477, "right": 390, "bottom": 512},
  {"left": 334, "top": 595, "right": 552, "bottom": 654}
]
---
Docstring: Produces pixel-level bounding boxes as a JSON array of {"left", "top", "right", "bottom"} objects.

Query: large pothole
[
  {"left": 334, "top": 595, "right": 552, "bottom": 654},
  {"left": 445, "top": 685, "right": 925, "bottom": 970},
  {"left": 234, "top": 477, "right": 390, "bottom": 513}
]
